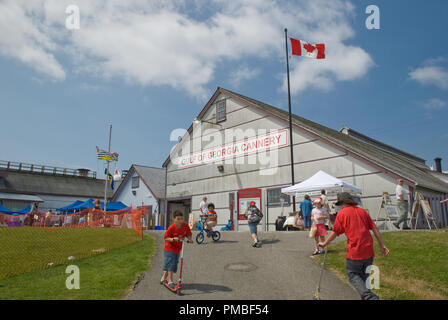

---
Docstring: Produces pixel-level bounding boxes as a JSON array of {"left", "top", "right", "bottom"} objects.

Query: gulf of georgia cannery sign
[{"left": 175, "top": 129, "right": 288, "bottom": 168}]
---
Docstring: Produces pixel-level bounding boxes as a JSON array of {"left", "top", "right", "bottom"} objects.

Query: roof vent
[
  {"left": 77, "top": 168, "right": 90, "bottom": 177},
  {"left": 434, "top": 157, "right": 442, "bottom": 173}
]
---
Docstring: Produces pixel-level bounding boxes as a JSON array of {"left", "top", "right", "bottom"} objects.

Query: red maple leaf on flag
[{"left": 303, "top": 43, "right": 316, "bottom": 53}]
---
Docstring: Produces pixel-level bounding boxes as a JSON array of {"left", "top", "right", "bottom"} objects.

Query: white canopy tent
[{"left": 281, "top": 170, "right": 362, "bottom": 197}]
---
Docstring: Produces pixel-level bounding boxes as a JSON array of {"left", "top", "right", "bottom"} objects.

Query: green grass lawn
[
  {"left": 0, "top": 234, "right": 156, "bottom": 299},
  {"left": 317, "top": 229, "right": 448, "bottom": 300},
  {"left": 0, "top": 227, "right": 143, "bottom": 278}
]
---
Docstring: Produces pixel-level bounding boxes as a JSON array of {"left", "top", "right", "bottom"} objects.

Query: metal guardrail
[{"left": 0, "top": 160, "right": 97, "bottom": 179}]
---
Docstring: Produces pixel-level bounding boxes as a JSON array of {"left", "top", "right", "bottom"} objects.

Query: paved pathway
[{"left": 126, "top": 230, "right": 359, "bottom": 300}]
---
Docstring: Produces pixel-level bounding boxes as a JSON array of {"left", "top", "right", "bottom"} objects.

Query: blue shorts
[
  {"left": 248, "top": 222, "right": 259, "bottom": 235},
  {"left": 163, "top": 250, "right": 180, "bottom": 273}
]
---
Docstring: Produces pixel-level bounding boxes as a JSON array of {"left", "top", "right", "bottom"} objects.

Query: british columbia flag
[{"left": 96, "top": 146, "right": 119, "bottom": 161}]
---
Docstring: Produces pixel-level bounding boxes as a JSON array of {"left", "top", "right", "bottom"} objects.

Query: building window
[
  {"left": 267, "top": 188, "right": 290, "bottom": 207},
  {"left": 216, "top": 100, "right": 226, "bottom": 123},
  {"left": 132, "top": 176, "right": 139, "bottom": 189}
]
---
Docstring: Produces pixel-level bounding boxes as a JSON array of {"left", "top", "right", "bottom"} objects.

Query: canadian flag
[{"left": 290, "top": 37, "right": 325, "bottom": 59}]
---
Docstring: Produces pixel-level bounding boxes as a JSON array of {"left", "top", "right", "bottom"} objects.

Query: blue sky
[{"left": 0, "top": 0, "right": 447, "bottom": 175}]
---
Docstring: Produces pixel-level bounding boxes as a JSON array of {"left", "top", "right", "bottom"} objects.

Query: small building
[
  {"left": 112, "top": 164, "right": 166, "bottom": 228},
  {"left": 161, "top": 87, "right": 448, "bottom": 230},
  {"left": 0, "top": 160, "right": 113, "bottom": 212}
]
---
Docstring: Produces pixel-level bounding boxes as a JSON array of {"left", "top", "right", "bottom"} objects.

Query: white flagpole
[{"left": 104, "top": 123, "right": 112, "bottom": 211}]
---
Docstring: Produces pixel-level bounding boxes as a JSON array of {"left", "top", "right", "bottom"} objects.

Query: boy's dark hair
[
  {"left": 207, "top": 203, "right": 215, "bottom": 209},
  {"left": 173, "top": 211, "right": 183, "bottom": 218},
  {"left": 340, "top": 199, "right": 358, "bottom": 206}
]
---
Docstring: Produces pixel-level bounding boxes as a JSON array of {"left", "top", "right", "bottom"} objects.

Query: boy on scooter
[
  {"left": 200, "top": 203, "right": 218, "bottom": 236},
  {"left": 160, "top": 211, "right": 193, "bottom": 289}
]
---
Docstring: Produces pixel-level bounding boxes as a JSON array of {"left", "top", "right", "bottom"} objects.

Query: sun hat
[
  {"left": 335, "top": 192, "right": 354, "bottom": 206},
  {"left": 249, "top": 201, "right": 256, "bottom": 207},
  {"left": 313, "top": 197, "right": 322, "bottom": 204}
]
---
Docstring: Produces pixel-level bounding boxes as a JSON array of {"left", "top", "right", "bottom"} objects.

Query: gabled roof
[
  {"left": 164, "top": 87, "right": 448, "bottom": 194},
  {"left": 339, "top": 126, "right": 426, "bottom": 165},
  {"left": 113, "top": 164, "right": 166, "bottom": 200}
]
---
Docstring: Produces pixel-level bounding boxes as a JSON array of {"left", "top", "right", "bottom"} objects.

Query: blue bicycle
[{"left": 196, "top": 216, "right": 221, "bottom": 244}]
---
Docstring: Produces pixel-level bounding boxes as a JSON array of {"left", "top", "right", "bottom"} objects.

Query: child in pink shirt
[{"left": 311, "top": 197, "right": 328, "bottom": 255}]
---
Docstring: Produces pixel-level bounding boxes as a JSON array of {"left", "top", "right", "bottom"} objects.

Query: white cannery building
[{"left": 161, "top": 87, "right": 448, "bottom": 231}]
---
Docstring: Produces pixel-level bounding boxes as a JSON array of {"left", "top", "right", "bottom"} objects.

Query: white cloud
[
  {"left": 423, "top": 98, "right": 446, "bottom": 110},
  {"left": 229, "top": 66, "right": 261, "bottom": 86},
  {"left": 0, "top": 0, "right": 373, "bottom": 97},
  {"left": 0, "top": 1, "right": 65, "bottom": 80},
  {"left": 409, "top": 57, "right": 448, "bottom": 90}
]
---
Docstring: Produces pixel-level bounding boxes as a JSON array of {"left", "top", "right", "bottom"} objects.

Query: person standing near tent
[
  {"left": 319, "top": 192, "right": 389, "bottom": 300},
  {"left": 244, "top": 201, "right": 263, "bottom": 247},
  {"left": 311, "top": 197, "right": 328, "bottom": 255},
  {"left": 320, "top": 190, "right": 330, "bottom": 212},
  {"left": 393, "top": 179, "right": 411, "bottom": 230},
  {"left": 94, "top": 199, "right": 101, "bottom": 210},
  {"left": 88, "top": 199, "right": 100, "bottom": 226},
  {"left": 320, "top": 190, "right": 331, "bottom": 229},
  {"left": 329, "top": 202, "right": 341, "bottom": 230},
  {"left": 29, "top": 201, "right": 40, "bottom": 226},
  {"left": 300, "top": 195, "right": 313, "bottom": 230},
  {"left": 44, "top": 209, "right": 52, "bottom": 227}
]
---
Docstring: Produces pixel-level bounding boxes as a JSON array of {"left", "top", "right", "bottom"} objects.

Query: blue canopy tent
[
  {"left": 57, "top": 199, "right": 129, "bottom": 213},
  {"left": 0, "top": 204, "right": 31, "bottom": 216},
  {"left": 105, "top": 201, "right": 128, "bottom": 211},
  {"left": 15, "top": 206, "right": 31, "bottom": 214},
  {"left": 70, "top": 199, "right": 96, "bottom": 211},
  {"left": 56, "top": 200, "right": 85, "bottom": 213},
  {"left": 0, "top": 204, "right": 14, "bottom": 215}
]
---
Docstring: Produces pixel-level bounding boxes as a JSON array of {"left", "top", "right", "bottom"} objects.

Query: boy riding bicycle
[{"left": 200, "top": 203, "right": 218, "bottom": 235}]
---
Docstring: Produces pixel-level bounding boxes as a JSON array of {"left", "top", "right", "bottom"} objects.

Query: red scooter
[{"left": 162, "top": 239, "right": 186, "bottom": 295}]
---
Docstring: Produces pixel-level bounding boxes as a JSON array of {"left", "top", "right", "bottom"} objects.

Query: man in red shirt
[
  {"left": 319, "top": 192, "right": 389, "bottom": 300},
  {"left": 160, "top": 211, "right": 193, "bottom": 289}
]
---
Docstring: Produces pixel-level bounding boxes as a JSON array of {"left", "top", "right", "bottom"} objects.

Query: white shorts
[{"left": 206, "top": 220, "right": 217, "bottom": 228}]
